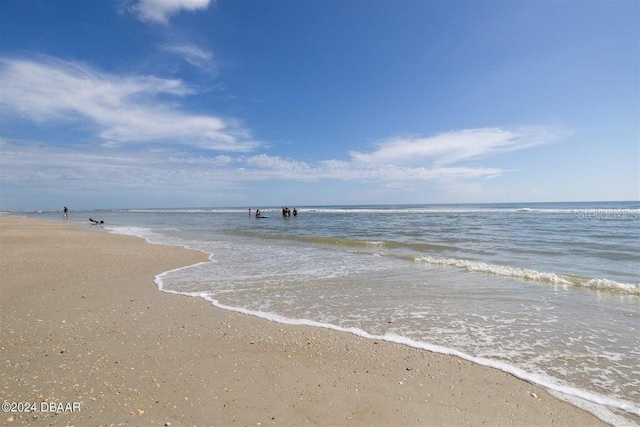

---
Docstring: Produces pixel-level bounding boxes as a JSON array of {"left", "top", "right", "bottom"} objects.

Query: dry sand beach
[{"left": 0, "top": 217, "right": 606, "bottom": 426}]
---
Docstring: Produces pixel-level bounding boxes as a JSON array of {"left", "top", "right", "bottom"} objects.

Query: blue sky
[{"left": 1, "top": 0, "right": 638, "bottom": 210}]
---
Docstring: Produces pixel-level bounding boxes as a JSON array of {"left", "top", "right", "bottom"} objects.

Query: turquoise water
[{"left": 14, "top": 202, "right": 640, "bottom": 425}]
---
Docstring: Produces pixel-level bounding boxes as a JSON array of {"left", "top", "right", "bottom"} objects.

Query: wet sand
[{"left": 0, "top": 216, "right": 606, "bottom": 426}]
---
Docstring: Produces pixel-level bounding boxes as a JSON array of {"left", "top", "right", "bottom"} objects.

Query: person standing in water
[{"left": 63, "top": 206, "right": 68, "bottom": 219}]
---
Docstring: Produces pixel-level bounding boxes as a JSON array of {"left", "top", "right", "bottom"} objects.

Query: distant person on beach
[{"left": 63, "top": 206, "right": 68, "bottom": 219}]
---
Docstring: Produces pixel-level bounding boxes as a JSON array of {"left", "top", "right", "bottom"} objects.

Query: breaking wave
[{"left": 413, "top": 255, "right": 639, "bottom": 295}]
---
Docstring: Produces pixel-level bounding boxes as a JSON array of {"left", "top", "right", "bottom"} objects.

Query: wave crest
[{"left": 413, "top": 255, "right": 639, "bottom": 295}]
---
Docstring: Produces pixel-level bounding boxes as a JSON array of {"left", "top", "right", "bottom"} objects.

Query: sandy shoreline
[{"left": 1, "top": 216, "right": 606, "bottom": 426}]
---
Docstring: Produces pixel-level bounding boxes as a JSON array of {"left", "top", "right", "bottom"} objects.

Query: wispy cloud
[
  {"left": 0, "top": 56, "right": 258, "bottom": 152},
  {"left": 0, "top": 56, "right": 563, "bottom": 206},
  {"left": 132, "top": 0, "right": 212, "bottom": 24},
  {"left": 0, "top": 144, "right": 506, "bottom": 197},
  {"left": 243, "top": 154, "right": 312, "bottom": 172},
  {"left": 350, "top": 127, "right": 564, "bottom": 166},
  {"left": 161, "top": 43, "right": 216, "bottom": 72}
]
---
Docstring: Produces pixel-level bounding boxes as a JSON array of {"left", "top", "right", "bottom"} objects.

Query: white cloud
[
  {"left": 0, "top": 56, "right": 258, "bottom": 152},
  {"left": 243, "top": 154, "right": 311, "bottom": 171},
  {"left": 351, "top": 127, "right": 562, "bottom": 166},
  {"left": 310, "top": 161, "right": 503, "bottom": 181},
  {"left": 0, "top": 56, "right": 561, "bottom": 208},
  {"left": 0, "top": 143, "right": 234, "bottom": 193},
  {"left": 0, "top": 129, "right": 530, "bottom": 209},
  {"left": 161, "top": 43, "right": 216, "bottom": 71},
  {"left": 0, "top": 141, "right": 505, "bottom": 197},
  {"left": 167, "top": 154, "right": 233, "bottom": 166},
  {"left": 133, "top": 0, "right": 212, "bottom": 24}
]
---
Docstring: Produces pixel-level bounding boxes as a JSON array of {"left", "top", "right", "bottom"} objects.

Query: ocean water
[{"left": 12, "top": 201, "right": 640, "bottom": 425}]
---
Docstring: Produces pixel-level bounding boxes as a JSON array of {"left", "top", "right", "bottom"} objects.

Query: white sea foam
[
  {"left": 152, "top": 262, "right": 640, "bottom": 426},
  {"left": 581, "top": 278, "right": 640, "bottom": 295},
  {"left": 414, "top": 255, "right": 572, "bottom": 283},
  {"left": 104, "top": 225, "right": 165, "bottom": 244},
  {"left": 413, "top": 255, "right": 639, "bottom": 295}
]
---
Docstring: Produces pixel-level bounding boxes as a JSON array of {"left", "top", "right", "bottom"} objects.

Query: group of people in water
[
  {"left": 249, "top": 207, "right": 298, "bottom": 218},
  {"left": 282, "top": 206, "right": 298, "bottom": 217}
]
